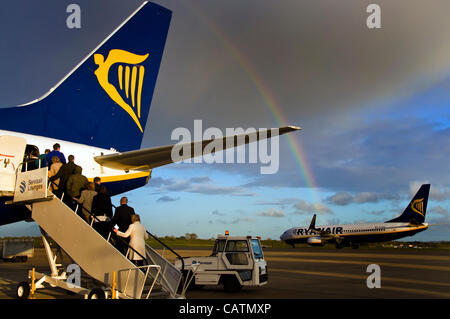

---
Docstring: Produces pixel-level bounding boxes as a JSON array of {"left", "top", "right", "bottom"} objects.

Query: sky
[{"left": 0, "top": 0, "right": 449, "bottom": 241}]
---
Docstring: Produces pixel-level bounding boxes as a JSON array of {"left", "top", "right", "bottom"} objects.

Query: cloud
[
  {"left": 326, "top": 191, "right": 398, "bottom": 206},
  {"left": 254, "top": 198, "right": 298, "bottom": 208},
  {"left": 217, "top": 217, "right": 255, "bottom": 225},
  {"left": 156, "top": 195, "right": 180, "bottom": 202},
  {"left": 241, "top": 117, "right": 450, "bottom": 195},
  {"left": 187, "top": 183, "right": 255, "bottom": 196},
  {"left": 366, "top": 210, "right": 386, "bottom": 216},
  {"left": 354, "top": 192, "right": 379, "bottom": 204},
  {"left": 293, "top": 200, "right": 333, "bottom": 215},
  {"left": 231, "top": 217, "right": 255, "bottom": 224},
  {"left": 212, "top": 209, "right": 225, "bottom": 216},
  {"left": 147, "top": 177, "right": 173, "bottom": 188},
  {"left": 148, "top": 176, "right": 255, "bottom": 197},
  {"left": 410, "top": 181, "right": 450, "bottom": 202},
  {"left": 429, "top": 206, "right": 449, "bottom": 217},
  {"left": 326, "top": 192, "right": 353, "bottom": 206},
  {"left": 189, "top": 176, "right": 212, "bottom": 183},
  {"left": 256, "top": 208, "right": 285, "bottom": 218}
]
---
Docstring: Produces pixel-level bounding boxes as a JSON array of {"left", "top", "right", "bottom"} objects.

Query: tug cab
[{"left": 175, "top": 232, "right": 268, "bottom": 292}]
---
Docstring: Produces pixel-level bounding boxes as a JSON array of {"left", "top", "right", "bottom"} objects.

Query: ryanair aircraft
[
  {"left": 280, "top": 184, "right": 430, "bottom": 249},
  {"left": 0, "top": 2, "right": 299, "bottom": 226}
]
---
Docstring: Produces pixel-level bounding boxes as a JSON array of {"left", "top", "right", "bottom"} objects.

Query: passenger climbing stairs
[{"left": 9, "top": 165, "right": 184, "bottom": 299}]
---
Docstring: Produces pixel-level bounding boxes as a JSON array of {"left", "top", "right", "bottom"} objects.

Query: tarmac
[{"left": 1, "top": 247, "right": 450, "bottom": 299}]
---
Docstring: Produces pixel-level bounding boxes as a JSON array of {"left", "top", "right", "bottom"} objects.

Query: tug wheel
[
  {"left": 16, "top": 281, "right": 30, "bottom": 299},
  {"left": 222, "top": 276, "right": 242, "bottom": 293},
  {"left": 88, "top": 288, "right": 105, "bottom": 299}
]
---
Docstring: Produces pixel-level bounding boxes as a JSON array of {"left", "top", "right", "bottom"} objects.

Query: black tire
[
  {"left": 222, "top": 276, "right": 242, "bottom": 293},
  {"left": 88, "top": 288, "right": 105, "bottom": 299},
  {"left": 16, "top": 282, "right": 30, "bottom": 299}
]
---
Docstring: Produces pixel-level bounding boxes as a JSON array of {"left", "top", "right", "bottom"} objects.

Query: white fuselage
[
  {"left": 0, "top": 129, "right": 150, "bottom": 182},
  {"left": 281, "top": 222, "right": 429, "bottom": 244}
]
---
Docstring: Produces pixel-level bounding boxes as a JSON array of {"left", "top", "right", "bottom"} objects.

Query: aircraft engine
[{"left": 307, "top": 236, "right": 325, "bottom": 246}]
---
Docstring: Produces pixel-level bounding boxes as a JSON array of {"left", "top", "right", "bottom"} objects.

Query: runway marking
[
  {"left": 266, "top": 257, "right": 450, "bottom": 272},
  {"left": 269, "top": 268, "right": 450, "bottom": 298},
  {"left": 264, "top": 251, "right": 450, "bottom": 261}
]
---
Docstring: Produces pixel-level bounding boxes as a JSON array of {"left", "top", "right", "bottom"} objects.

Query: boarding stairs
[{"left": 8, "top": 165, "right": 184, "bottom": 299}]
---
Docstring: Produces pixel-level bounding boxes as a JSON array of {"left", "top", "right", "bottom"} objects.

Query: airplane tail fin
[
  {"left": 386, "top": 184, "right": 430, "bottom": 224},
  {"left": 308, "top": 214, "right": 317, "bottom": 231},
  {"left": 0, "top": 2, "right": 171, "bottom": 152}
]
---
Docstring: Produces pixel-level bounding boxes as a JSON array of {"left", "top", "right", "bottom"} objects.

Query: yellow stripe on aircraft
[{"left": 87, "top": 171, "right": 150, "bottom": 183}]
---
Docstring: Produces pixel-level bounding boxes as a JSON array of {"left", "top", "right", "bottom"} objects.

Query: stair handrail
[
  {"left": 110, "top": 203, "right": 185, "bottom": 272},
  {"left": 18, "top": 161, "right": 183, "bottom": 271},
  {"left": 46, "top": 179, "right": 148, "bottom": 263},
  {"left": 145, "top": 231, "right": 185, "bottom": 272},
  {"left": 119, "top": 264, "right": 161, "bottom": 299}
]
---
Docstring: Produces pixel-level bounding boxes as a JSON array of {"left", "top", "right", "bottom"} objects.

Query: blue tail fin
[
  {"left": 0, "top": 2, "right": 171, "bottom": 152},
  {"left": 386, "top": 184, "right": 430, "bottom": 224}
]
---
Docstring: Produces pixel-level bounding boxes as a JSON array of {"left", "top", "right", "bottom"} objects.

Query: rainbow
[{"left": 184, "top": 2, "right": 323, "bottom": 206}]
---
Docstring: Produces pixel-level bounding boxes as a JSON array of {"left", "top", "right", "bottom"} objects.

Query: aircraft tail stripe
[
  {"left": 118, "top": 65, "right": 123, "bottom": 90},
  {"left": 137, "top": 65, "right": 145, "bottom": 118},
  {"left": 125, "top": 66, "right": 130, "bottom": 99},
  {"left": 131, "top": 66, "right": 137, "bottom": 107}
]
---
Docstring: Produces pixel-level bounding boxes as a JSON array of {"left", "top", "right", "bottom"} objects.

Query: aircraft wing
[{"left": 94, "top": 126, "right": 301, "bottom": 171}]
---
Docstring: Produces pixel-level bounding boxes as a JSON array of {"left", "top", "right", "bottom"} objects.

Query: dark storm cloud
[
  {"left": 326, "top": 191, "right": 400, "bottom": 206},
  {"left": 147, "top": 176, "right": 255, "bottom": 197},
  {"left": 1, "top": 1, "right": 450, "bottom": 199},
  {"left": 245, "top": 117, "right": 450, "bottom": 193},
  {"left": 145, "top": 0, "right": 450, "bottom": 146},
  {"left": 409, "top": 181, "right": 450, "bottom": 202}
]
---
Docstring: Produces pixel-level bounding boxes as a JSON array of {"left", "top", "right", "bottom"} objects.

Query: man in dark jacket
[
  {"left": 66, "top": 165, "right": 88, "bottom": 199},
  {"left": 46, "top": 143, "right": 66, "bottom": 169},
  {"left": 49, "top": 155, "right": 77, "bottom": 198},
  {"left": 91, "top": 186, "right": 113, "bottom": 239},
  {"left": 93, "top": 177, "right": 102, "bottom": 193},
  {"left": 111, "top": 197, "right": 135, "bottom": 255}
]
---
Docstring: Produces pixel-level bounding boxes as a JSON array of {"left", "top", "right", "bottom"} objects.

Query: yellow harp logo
[
  {"left": 411, "top": 198, "right": 424, "bottom": 217},
  {"left": 94, "top": 49, "right": 149, "bottom": 133}
]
